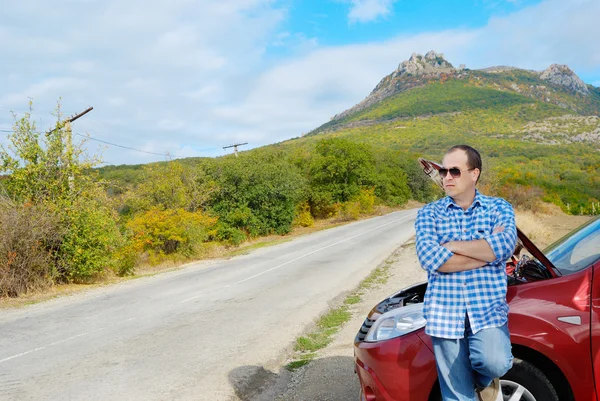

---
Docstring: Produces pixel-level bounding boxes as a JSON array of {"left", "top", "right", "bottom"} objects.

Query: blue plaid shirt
[{"left": 415, "top": 190, "right": 517, "bottom": 339}]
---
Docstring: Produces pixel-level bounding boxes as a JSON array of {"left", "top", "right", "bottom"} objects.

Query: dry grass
[
  {"left": 515, "top": 210, "right": 554, "bottom": 247},
  {"left": 515, "top": 203, "right": 593, "bottom": 249}
]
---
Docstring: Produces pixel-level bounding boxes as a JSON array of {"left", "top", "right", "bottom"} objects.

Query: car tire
[
  {"left": 426, "top": 358, "right": 559, "bottom": 401},
  {"left": 501, "top": 358, "right": 559, "bottom": 401}
]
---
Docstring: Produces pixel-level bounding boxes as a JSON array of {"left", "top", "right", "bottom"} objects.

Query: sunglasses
[{"left": 439, "top": 167, "right": 476, "bottom": 178}]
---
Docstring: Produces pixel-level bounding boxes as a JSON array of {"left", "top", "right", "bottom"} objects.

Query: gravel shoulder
[{"left": 274, "top": 240, "right": 426, "bottom": 401}]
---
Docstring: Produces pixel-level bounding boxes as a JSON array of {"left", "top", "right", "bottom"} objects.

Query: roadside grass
[
  {"left": 224, "top": 237, "right": 295, "bottom": 257},
  {"left": 285, "top": 258, "right": 394, "bottom": 371}
]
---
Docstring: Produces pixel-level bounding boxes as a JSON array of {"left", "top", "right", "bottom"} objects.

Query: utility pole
[
  {"left": 46, "top": 106, "right": 93, "bottom": 136},
  {"left": 223, "top": 142, "right": 248, "bottom": 157},
  {"left": 46, "top": 106, "right": 93, "bottom": 192}
]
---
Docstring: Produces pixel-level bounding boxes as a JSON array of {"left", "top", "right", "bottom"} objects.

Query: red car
[{"left": 354, "top": 215, "right": 600, "bottom": 401}]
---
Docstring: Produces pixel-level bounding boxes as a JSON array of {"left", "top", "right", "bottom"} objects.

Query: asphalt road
[{"left": 0, "top": 210, "right": 417, "bottom": 401}]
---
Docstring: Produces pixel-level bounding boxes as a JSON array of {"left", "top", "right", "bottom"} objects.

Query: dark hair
[{"left": 446, "top": 145, "right": 482, "bottom": 182}]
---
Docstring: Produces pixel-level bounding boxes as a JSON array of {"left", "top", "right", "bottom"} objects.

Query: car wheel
[{"left": 500, "top": 358, "right": 559, "bottom": 401}]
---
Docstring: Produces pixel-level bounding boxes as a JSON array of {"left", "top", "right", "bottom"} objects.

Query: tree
[
  {"left": 0, "top": 102, "right": 122, "bottom": 284},
  {"left": 124, "top": 161, "right": 217, "bottom": 214},
  {"left": 309, "top": 138, "right": 376, "bottom": 204},
  {"left": 373, "top": 149, "right": 412, "bottom": 205},
  {"left": 207, "top": 152, "right": 306, "bottom": 236},
  {"left": 0, "top": 103, "right": 98, "bottom": 205}
]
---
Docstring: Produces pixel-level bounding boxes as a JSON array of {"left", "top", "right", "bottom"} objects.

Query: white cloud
[
  {"left": 1, "top": 0, "right": 599, "bottom": 165},
  {"left": 462, "top": 0, "right": 600, "bottom": 71},
  {"left": 347, "top": 0, "right": 398, "bottom": 23},
  {"left": 0, "top": 0, "right": 286, "bottom": 164}
]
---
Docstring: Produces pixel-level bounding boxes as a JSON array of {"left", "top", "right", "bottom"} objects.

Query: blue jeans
[{"left": 431, "top": 317, "right": 513, "bottom": 401}]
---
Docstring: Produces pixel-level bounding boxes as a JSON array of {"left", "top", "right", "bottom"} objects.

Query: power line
[
  {"left": 74, "top": 133, "right": 180, "bottom": 158},
  {"left": 76, "top": 132, "right": 220, "bottom": 157},
  {"left": 2, "top": 127, "right": 218, "bottom": 159}
]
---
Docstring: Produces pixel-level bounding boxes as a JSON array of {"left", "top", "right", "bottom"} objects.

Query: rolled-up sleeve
[
  {"left": 415, "top": 206, "right": 454, "bottom": 274},
  {"left": 484, "top": 200, "right": 518, "bottom": 263}
]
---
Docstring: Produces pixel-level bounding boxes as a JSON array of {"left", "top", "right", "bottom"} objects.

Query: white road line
[
  {"left": 179, "top": 294, "right": 202, "bottom": 303},
  {"left": 0, "top": 317, "right": 137, "bottom": 364},
  {"left": 0, "top": 346, "right": 47, "bottom": 364},
  {"left": 230, "top": 212, "right": 416, "bottom": 286}
]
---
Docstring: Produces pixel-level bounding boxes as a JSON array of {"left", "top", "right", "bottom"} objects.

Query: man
[{"left": 415, "top": 145, "right": 517, "bottom": 401}]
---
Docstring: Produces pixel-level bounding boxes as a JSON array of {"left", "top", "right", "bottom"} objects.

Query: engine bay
[
  {"left": 507, "top": 255, "right": 554, "bottom": 285},
  {"left": 374, "top": 256, "right": 554, "bottom": 314}
]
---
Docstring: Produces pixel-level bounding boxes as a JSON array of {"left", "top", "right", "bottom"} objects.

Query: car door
[{"left": 592, "top": 261, "right": 600, "bottom": 401}]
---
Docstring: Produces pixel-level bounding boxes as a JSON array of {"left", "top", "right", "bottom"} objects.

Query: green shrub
[
  {"left": 56, "top": 199, "right": 123, "bottom": 282},
  {"left": 308, "top": 190, "right": 337, "bottom": 219},
  {"left": 206, "top": 153, "right": 305, "bottom": 236},
  {"left": 127, "top": 208, "right": 217, "bottom": 263},
  {"left": 309, "top": 138, "right": 376, "bottom": 203},
  {"left": 214, "top": 223, "right": 246, "bottom": 246},
  {"left": 356, "top": 188, "right": 376, "bottom": 214},
  {"left": 294, "top": 201, "right": 314, "bottom": 227},
  {"left": 112, "top": 241, "right": 138, "bottom": 277},
  {"left": 0, "top": 103, "right": 128, "bottom": 285}
]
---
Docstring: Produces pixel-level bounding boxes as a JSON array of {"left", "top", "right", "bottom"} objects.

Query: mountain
[{"left": 311, "top": 51, "right": 600, "bottom": 140}]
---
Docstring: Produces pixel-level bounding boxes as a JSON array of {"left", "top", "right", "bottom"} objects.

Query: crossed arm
[
  {"left": 415, "top": 204, "right": 517, "bottom": 274},
  {"left": 437, "top": 228, "right": 502, "bottom": 273}
]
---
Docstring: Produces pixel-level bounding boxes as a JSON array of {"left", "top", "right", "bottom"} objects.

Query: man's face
[{"left": 441, "top": 149, "right": 479, "bottom": 198}]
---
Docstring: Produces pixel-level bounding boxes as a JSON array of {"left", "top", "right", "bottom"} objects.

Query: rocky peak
[
  {"left": 325, "top": 51, "right": 459, "bottom": 125},
  {"left": 540, "top": 64, "right": 589, "bottom": 95},
  {"left": 393, "top": 50, "right": 455, "bottom": 77}
]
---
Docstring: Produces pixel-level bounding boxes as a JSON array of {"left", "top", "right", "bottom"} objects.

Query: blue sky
[{"left": 1, "top": 0, "right": 599, "bottom": 165}]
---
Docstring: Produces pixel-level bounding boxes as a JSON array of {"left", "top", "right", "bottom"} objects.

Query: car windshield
[{"left": 543, "top": 217, "right": 600, "bottom": 275}]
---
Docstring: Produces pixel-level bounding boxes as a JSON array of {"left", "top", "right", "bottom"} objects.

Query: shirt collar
[{"left": 444, "top": 190, "right": 487, "bottom": 211}]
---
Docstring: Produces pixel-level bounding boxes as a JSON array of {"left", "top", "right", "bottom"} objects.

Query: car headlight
[{"left": 364, "top": 303, "right": 426, "bottom": 342}]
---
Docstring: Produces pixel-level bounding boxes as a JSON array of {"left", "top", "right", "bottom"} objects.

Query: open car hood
[{"left": 418, "top": 157, "right": 560, "bottom": 278}]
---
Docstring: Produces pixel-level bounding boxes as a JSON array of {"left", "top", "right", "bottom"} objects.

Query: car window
[
  {"left": 570, "top": 231, "right": 600, "bottom": 265},
  {"left": 545, "top": 218, "right": 600, "bottom": 274}
]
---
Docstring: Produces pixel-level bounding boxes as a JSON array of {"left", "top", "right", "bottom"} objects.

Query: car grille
[{"left": 355, "top": 316, "right": 376, "bottom": 342}]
